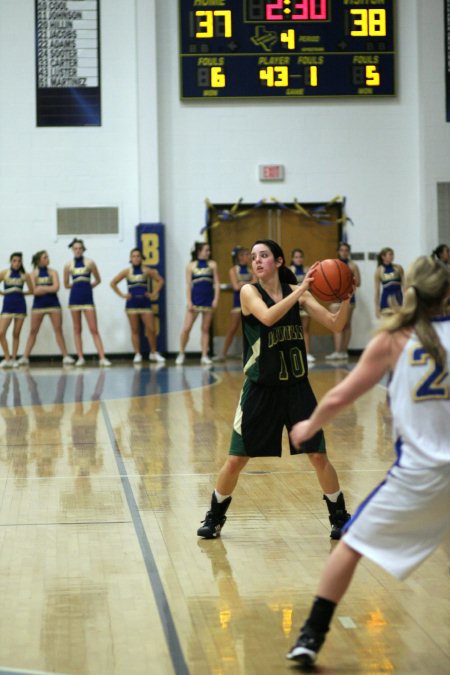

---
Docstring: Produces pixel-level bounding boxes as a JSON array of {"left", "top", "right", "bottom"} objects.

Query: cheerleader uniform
[
  {"left": 32, "top": 267, "right": 61, "bottom": 313},
  {"left": 1, "top": 269, "right": 27, "bottom": 317},
  {"left": 292, "top": 264, "right": 308, "bottom": 317},
  {"left": 125, "top": 265, "right": 152, "bottom": 314},
  {"left": 231, "top": 265, "right": 252, "bottom": 313},
  {"left": 191, "top": 260, "right": 214, "bottom": 311},
  {"left": 68, "top": 257, "right": 94, "bottom": 309},
  {"left": 379, "top": 264, "right": 403, "bottom": 313}
]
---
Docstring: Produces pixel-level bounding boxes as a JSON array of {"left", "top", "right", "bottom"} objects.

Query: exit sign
[{"left": 259, "top": 164, "right": 285, "bottom": 181}]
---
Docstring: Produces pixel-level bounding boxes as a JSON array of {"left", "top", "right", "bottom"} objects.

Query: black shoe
[
  {"left": 286, "top": 626, "right": 325, "bottom": 666},
  {"left": 197, "top": 493, "right": 232, "bottom": 539},
  {"left": 324, "top": 493, "right": 351, "bottom": 540}
]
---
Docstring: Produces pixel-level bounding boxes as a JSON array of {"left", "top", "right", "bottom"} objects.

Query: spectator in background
[
  {"left": 374, "top": 247, "right": 404, "bottom": 318},
  {"left": 176, "top": 241, "right": 220, "bottom": 366},
  {"left": 325, "top": 242, "right": 361, "bottom": 360},
  {"left": 290, "top": 248, "right": 315, "bottom": 364},
  {"left": 213, "top": 246, "right": 254, "bottom": 362}
]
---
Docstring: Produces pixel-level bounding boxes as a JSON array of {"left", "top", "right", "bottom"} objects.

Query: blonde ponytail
[{"left": 379, "top": 256, "right": 449, "bottom": 367}]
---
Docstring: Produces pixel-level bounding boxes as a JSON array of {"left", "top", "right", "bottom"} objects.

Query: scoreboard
[{"left": 179, "top": 0, "right": 395, "bottom": 99}]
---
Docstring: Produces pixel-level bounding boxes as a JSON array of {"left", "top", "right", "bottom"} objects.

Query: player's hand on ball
[
  {"left": 298, "top": 266, "right": 315, "bottom": 293},
  {"left": 308, "top": 261, "right": 321, "bottom": 277}
]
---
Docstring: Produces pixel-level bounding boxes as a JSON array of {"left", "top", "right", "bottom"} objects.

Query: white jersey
[{"left": 388, "top": 316, "right": 450, "bottom": 469}]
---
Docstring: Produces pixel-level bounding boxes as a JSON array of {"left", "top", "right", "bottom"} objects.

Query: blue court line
[{"left": 100, "top": 401, "right": 190, "bottom": 675}]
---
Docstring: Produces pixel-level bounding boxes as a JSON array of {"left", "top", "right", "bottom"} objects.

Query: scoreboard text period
[{"left": 179, "top": 0, "right": 395, "bottom": 99}]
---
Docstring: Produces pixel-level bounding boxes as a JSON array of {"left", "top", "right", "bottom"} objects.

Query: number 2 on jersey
[{"left": 410, "top": 347, "right": 449, "bottom": 401}]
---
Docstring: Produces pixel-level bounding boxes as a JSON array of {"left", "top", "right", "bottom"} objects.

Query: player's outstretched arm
[
  {"left": 241, "top": 271, "right": 312, "bottom": 326},
  {"left": 290, "top": 331, "right": 396, "bottom": 447}
]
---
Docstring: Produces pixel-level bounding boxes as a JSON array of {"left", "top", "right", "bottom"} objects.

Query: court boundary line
[{"left": 100, "top": 401, "right": 190, "bottom": 675}]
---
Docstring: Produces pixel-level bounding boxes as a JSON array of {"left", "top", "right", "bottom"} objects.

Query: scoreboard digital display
[{"left": 179, "top": 0, "right": 395, "bottom": 99}]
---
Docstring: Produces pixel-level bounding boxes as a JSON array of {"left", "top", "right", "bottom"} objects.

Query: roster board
[
  {"left": 179, "top": 0, "right": 395, "bottom": 99},
  {"left": 35, "top": 0, "right": 101, "bottom": 126}
]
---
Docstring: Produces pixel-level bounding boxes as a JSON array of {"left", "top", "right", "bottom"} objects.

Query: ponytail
[
  {"left": 379, "top": 256, "right": 449, "bottom": 367},
  {"left": 279, "top": 266, "right": 298, "bottom": 284}
]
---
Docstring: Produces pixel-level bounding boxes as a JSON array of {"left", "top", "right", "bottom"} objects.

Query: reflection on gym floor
[
  {"left": 0, "top": 365, "right": 219, "bottom": 407},
  {"left": 0, "top": 363, "right": 447, "bottom": 675}
]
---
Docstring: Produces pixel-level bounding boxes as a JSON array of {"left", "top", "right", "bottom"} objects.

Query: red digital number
[
  {"left": 292, "top": 0, "right": 327, "bottom": 21},
  {"left": 266, "top": 0, "right": 283, "bottom": 21},
  {"left": 266, "top": 0, "right": 328, "bottom": 21}
]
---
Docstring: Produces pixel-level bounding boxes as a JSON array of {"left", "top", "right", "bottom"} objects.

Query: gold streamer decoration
[{"left": 203, "top": 196, "right": 352, "bottom": 237}]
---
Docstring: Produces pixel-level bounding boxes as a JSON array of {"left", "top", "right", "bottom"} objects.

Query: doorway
[{"left": 207, "top": 200, "right": 343, "bottom": 352}]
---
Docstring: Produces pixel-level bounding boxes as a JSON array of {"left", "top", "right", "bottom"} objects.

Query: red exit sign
[{"left": 259, "top": 164, "right": 285, "bottom": 181}]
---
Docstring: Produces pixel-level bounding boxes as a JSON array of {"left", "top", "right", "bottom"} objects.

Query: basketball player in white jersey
[{"left": 286, "top": 255, "right": 450, "bottom": 668}]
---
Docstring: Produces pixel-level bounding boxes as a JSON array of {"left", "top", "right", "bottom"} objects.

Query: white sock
[
  {"left": 325, "top": 490, "right": 342, "bottom": 503},
  {"left": 215, "top": 490, "right": 231, "bottom": 503}
]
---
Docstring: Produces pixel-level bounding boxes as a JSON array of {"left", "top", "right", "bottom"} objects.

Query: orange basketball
[{"left": 309, "top": 259, "right": 354, "bottom": 302}]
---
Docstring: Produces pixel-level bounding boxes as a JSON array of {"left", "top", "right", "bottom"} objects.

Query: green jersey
[{"left": 242, "top": 283, "right": 308, "bottom": 387}]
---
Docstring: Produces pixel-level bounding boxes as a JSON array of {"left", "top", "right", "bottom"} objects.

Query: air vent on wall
[{"left": 57, "top": 207, "right": 119, "bottom": 236}]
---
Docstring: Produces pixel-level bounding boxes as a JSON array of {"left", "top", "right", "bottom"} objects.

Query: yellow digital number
[
  {"left": 369, "top": 10, "right": 386, "bottom": 36},
  {"left": 211, "top": 66, "right": 226, "bottom": 88},
  {"left": 350, "top": 9, "right": 386, "bottom": 37},
  {"left": 195, "top": 10, "right": 232, "bottom": 38},
  {"left": 280, "top": 29, "right": 295, "bottom": 50},
  {"left": 259, "top": 66, "right": 288, "bottom": 88},
  {"left": 306, "top": 65, "right": 318, "bottom": 87},
  {"left": 350, "top": 9, "right": 367, "bottom": 36},
  {"left": 196, "top": 11, "right": 213, "bottom": 38},
  {"left": 141, "top": 233, "right": 160, "bottom": 266},
  {"left": 215, "top": 10, "right": 232, "bottom": 37},
  {"left": 365, "top": 65, "right": 380, "bottom": 86}
]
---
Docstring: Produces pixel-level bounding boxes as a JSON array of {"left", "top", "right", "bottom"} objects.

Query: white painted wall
[
  {"left": 0, "top": 1, "right": 447, "bottom": 357},
  {"left": 156, "top": 0, "right": 425, "bottom": 352},
  {"left": 417, "top": 0, "right": 450, "bottom": 252},
  {"left": 0, "top": 0, "right": 159, "bottom": 357}
]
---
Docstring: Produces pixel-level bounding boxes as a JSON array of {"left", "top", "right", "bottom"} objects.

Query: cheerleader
[
  {"left": 176, "top": 242, "right": 220, "bottom": 365},
  {"left": 17, "top": 251, "right": 75, "bottom": 366},
  {"left": 213, "top": 246, "right": 254, "bottom": 362},
  {"left": 110, "top": 248, "right": 165, "bottom": 364},
  {"left": 63, "top": 238, "right": 111, "bottom": 366},
  {"left": 325, "top": 242, "right": 361, "bottom": 360},
  {"left": 374, "top": 247, "right": 404, "bottom": 318},
  {"left": 290, "top": 248, "right": 315, "bottom": 364},
  {"left": 0, "top": 252, "right": 32, "bottom": 368}
]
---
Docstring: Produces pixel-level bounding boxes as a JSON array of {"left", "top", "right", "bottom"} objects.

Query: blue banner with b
[{"left": 136, "top": 224, "right": 167, "bottom": 353}]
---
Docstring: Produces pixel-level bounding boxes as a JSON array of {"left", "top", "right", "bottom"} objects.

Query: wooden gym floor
[{"left": 0, "top": 360, "right": 448, "bottom": 675}]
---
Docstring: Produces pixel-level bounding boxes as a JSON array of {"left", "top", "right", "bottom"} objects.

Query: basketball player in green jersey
[{"left": 197, "top": 240, "right": 354, "bottom": 540}]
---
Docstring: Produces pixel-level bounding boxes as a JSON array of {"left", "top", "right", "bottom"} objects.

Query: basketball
[{"left": 309, "top": 259, "right": 354, "bottom": 302}]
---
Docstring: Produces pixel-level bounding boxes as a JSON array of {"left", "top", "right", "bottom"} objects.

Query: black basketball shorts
[{"left": 229, "top": 378, "right": 326, "bottom": 457}]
